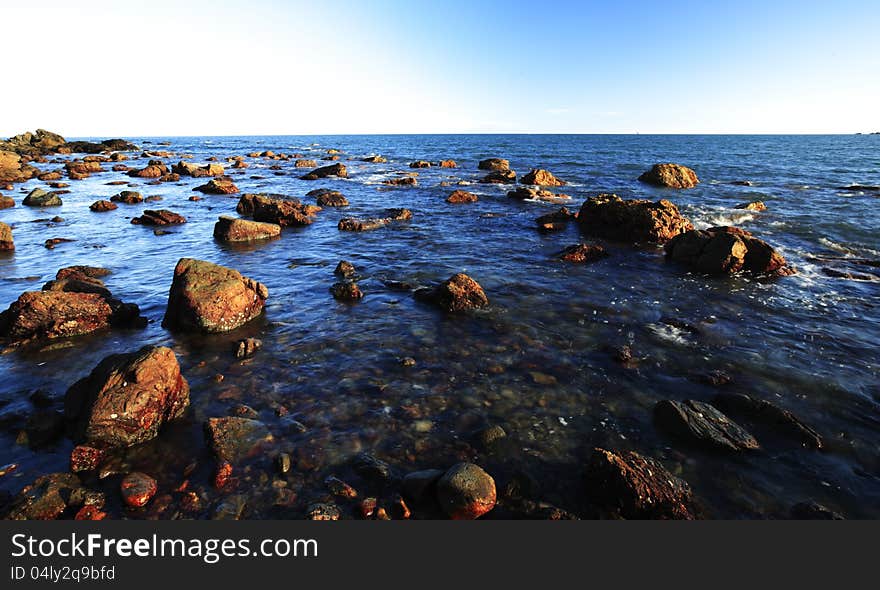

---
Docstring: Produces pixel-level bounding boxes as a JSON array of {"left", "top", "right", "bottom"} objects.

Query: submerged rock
[
  {"left": 507, "top": 186, "right": 564, "bottom": 201},
  {"left": 438, "top": 159, "right": 457, "bottom": 168},
  {"left": 711, "top": 393, "right": 823, "bottom": 449},
  {"left": 734, "top": 200, "right": 767, "bottom": 211},
  {"left": 665, "top": 226, "right": 792, "bottom": 276},
  {"left": 334, "top": 260, "right": 356, "bottom": 277},
  {"left": 23, "top": 188, "right": 62, "bottom": 207},
  {"left": 300, "top": 162, "right": 347, "bottom": 180},
  {"left": 204, "top": 417, "right": 273, "bottom": 463},
  {"left": 0, "top": 195, "right": 14, "bottom": 209},
  {"left": 436, "top": 462, "right": 496, "bottom": 520},
  {"left": 383, "top": 176, "right": 418, "bottom": 186},
  {"left": 330, "top": 281, "right": 364, "bottom": 301},
  {"left": 362, "top": 155, "right": 387, "bottom": 163},
  {"left": 409, "top": 160, "right": 431, "bottom": 168},
  {"left": 558, "top": 243, "right": 608, "bottom": 263},
  {"left": 654, "top": 399, "right": 760, "bottom": 452},
  {"left": 213, "top": 216, "right": 281, "bottom": 242},
  {"left": 480, "top": 169, "right": 517, "bottom": 184},
  {"left": 790, "top": 501, "right": 844, "bottom": 520},
  {"left": 338, "top": 208, "right": 411, "bottom": 232},
  {"left": 446, "top": 189, "right": 478, "bottom": 204},
  {"left": 163, "top": 258, "right": 268, "bottom": 333},
  {"left": 64, "top": 346, "right": 189, "bottom": 447},
  {"left": 536, "top": 207, "right": 574, "bottom": 231},
  {"left": 4, "top": 472, "right": 83, "bottom": 520},
  {"left": 234, "top": 337, "right": 262, "bottom": 359},
  {"left": 522, "top": 168, "right": 565, "bottom": 186},
  {"left": 131, "top": 210, "right": 186, "bottom": 226},
  {"left": 578, "top": 194, "right": 693, "bottom": 243},
  {"left": 638, "top": 163, "right": 700, "bottom": 188},
  {"left": 414, "top": 273, "right": 489, "bottom": 312},
  {"left": 585, "top": 448, "right": 696, "bottom": 519}
]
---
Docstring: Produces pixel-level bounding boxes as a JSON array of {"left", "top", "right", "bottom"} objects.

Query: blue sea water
[{"left": 0, "top": 134, "right": 878, "bottom": 519}]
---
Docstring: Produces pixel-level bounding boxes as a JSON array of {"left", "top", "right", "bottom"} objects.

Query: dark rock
[
  {"left": 654, "top": 399, "right": 760, "bottom": 452},
  {"left": 334, "top": 260, "right": 356, "bottom": 277},
  {"left": 402, "top": 469, "right": 444, "bottom": 504},
  {"left": 790, "top": 501, "right": 844, "bottom": 520},
  {"left": 306, "top": 502, "right": 340, "bottom": 520},
  {"left": 248, "top": 195, "right": 317, "bottom": 227},
  {"left": 352, "top": 452, "right": 394, "bottom": 484},
  {"left": 64, "top": 346, "right": 189, "bottom": 447},
  {"left": 0, "top": 222, "right": 13, "bottom": 251},
  {"left": 578, "top": 194, "right": 692, "bottom": 243},
  {"left": 711, "top": 393, "right": 822, "bottom": 449},
  {"left": 204, "top": 417, "right": 273, "bottom": 463},
  {"left": 234, "top": 338, "right": 262, "bottom": 359},
  {"left": 131, "top": 210, "right": 186, "bottom": 226},
  {"left": 22, "top": 188, "right": 62, "bottom": 207},
  {"left": 585, "top": 448, "right": 696, "bottom": 519},
  {"left": 665, "top": 226, "right": 792, "bottom": 276},
  {"left": 409, "top": 160, "right": 431, "bottom": 168},
  {"left": 194, "top": 178, "right": 239, "bottom": 194},
  {"left": 734, "top": 201, "right": 766, "bottom": 211},
  {"left": 120, "top": 472, "right": 157, "bottom": 508},
  {"left": 110, "top": 190, "right": 143, "bottom": 204},
  {"left": 4, "top": 472, "right": 82, "bottom": 520},
  {"left": 436, "top": 462, "right": 497, "bottom": 520},
  {"left": 382, "top": 176, "right": 418, "bottom": 186},
  {"left": 89, "top": 200, "right": 117, "bottom": 212},
  {"left": 300, "top": 162, "right": 347, "bottom": 180},
  {"left": 480, "top": 169, "right": 517, "bottom": 184},
  {"left": 330, "top": 282, "right": 364, "bottom": 301},
  {"left": 536, "top": 207, "right": 574, "bottom": 231}
]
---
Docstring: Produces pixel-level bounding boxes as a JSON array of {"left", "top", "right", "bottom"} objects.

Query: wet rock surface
[
  {"left": 638, "top": 163, "right": 700, "bottom": 188},
  {"left": 665, "top": 226, "right": 793, "bottom": 276},
  {"left": 654, "top": 399, "right": 760, "bottom": 452},
  {"left": 205, "top": 417, "right": 273, "bottom": 463},
  {"left": 213, "top": 216, "right": 281, "bottom": 242},
  {"left": 414, "top": 273, "right": 489, "bottom": 312},
  {"left": 131, "top": 210, "right": 186, "bottom": 226},
  {"left": 578, "top": 194, "right": 693, "bottom": 243},
  {"left": 436, "top": 463, "right": 497, "bottom": 519},
  {"left": 163, "top": 258, "right": 268, "bottom": 333}
]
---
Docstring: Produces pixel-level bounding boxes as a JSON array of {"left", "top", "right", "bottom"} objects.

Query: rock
[
  {"left": 352, "top": 452, "right": 394, "bottom": 484},
  {"left": 0, "top": 288, "right": 144, "bottom": 347},
  {"left": 478, "top": 158, "right": 510, "bottom": 171},
  {"left": 0, "top": 150, "right": 38, "bottom": 183},
  {"left": 446, "top": 190, "right": 478, "bottom": 204},
  {"left": 654, "top": 399, "right": 760, "bottom": 452},
  {"left": 477, "top": 425, "right": 507, "bottom": 448},
  {"left": 22, "top": 409, "right": 65, "bottom": 447},
  {"left": 734, "top": 201, "right": 766, "bottom": 211},
  {"left": 585, "top": 448, "right": 696, "bottom": 519},
  {"left": 414, "top": 273, "right": 489, "bottom": 312},
  {"left": 0, "top": 195, "right": 14, "bottom": 209},
  {"left": 172, "top": 161, "right": 224, "bottom": 177},
  {"left": 120, "top": 472, "right": 157, "bottom": 508},
  {"left": 131, "top": 210, "right": 186, "bottom": 226},
  {"left": 790, "top": 501, "right": 844, "bottom": 520},
  {"left": 70, "top": 444, "right": 107, "bottom": 472},
  {"left": 410, "top": 160, "right": 431, "bottom": 168},
  {"left": 38, "top": 170, "right": 63, "bottom": 181},
  {"left": 213, "top": 216, "right": 281, "bottom": 242},
  {"left": 665, "top": 226, "right": 792, "bottom": 276},
  {"left": 362, "top": 155, "right": 387, "bottom": 163},
  {"left": 205, "top": 417, "right": 273, "bottom": 463},
  {"left": 250, "top": 195, "right": 317, "bottom": 226},
  {"left": 65, "top": 161, "right": 103, "bottom": 175},
  {"left": 536, "top": 207, "right": 574, "bottom": 231},
  {"left": 578, "top": 194, "right": 693, "bottom": 243},
  {"left": 729, "top": 180, "right": 753, "bottom": 187},
  {"left": 325, "top": 475, "right": 358, "bottom": 499},
  {"left": 522, "top": 168, "right": 565, "bottom": 186},
  {"left": 0, "top": 129, "right": 67, "bottom": 156},
  {"left": 402, "top": 469, "right": 444, "bottom": 504},
  {"left": 64, "top": 346, "right": 189, "bottom": 447},
  {"left": 300, "top": 162, "right": 347, "bottom": 180},
  {"left": 89, "top": 200, "right": 117, "bottom": 212},
  {"left": 308, "top": 188, "right": 349, "bottom": 207},
  {"left": 383, "top": 176, "right": 418, "bottom": 186},
  {"left": 711, "top": 393, "right": 822, "bottom": 449},
  {"left": 508, "top": 186, "right": 564, "bottom": 200},
  {"left": 194, "top": 178, "right": 239, "bottom": 194},
  {"left": 338, "top": 208, "right": 412, "bottom": 232},
  {"left": 128, "top": 164, "right": 166, "bottom": 178},
  {"left": 306, "top": 502, "right": 340, "bottom": 520},
  {"left": 22, "top": 188, "right": 62, "bottom": 207},
  {"left": 294, "top": 159, "right": 318, "bottom": 168},
  {"left": 436, "top": 463, "right": 496, "bottom": 519},
  {"left": 480, "top": 169, "right": 516, "bottom": 184},
  {"left": 438, "top": 159, "right": 457, "bottom": 168},
  {"left": 4, "top": 472, "right": 82, "bottom": 520},
  {"left": 334, "top": 260, "right": 356, "bottom": 277},
  {"left": 638, "top": 163, "right": 700, "bottom": 188},
  {"left": 234, "top": 338, "right": 262, "bottom": 359},
  {"left": 330, "top": 282, "right": 364, "bottom": 301},
  {"left": 163, "top": 258, "right": 268, "bottom": 333},
  {"left": 110, "top": 190, "right": 143, "bottom": 204},
  {"left": 0, "top": 221, "right": 13, "bottom": 251},
  {"left": 558, "top": 243, "right": 609, "bottom": 263}
]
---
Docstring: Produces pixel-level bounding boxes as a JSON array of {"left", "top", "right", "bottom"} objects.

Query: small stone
[
  {"left": 234, "top": 338, "right": 263, "bottom": 359},
  {"left": 436, "top": 463, "right": 497, "bottom": 520},
  {"left": 120, "top": 472, "right": 157, "bottom": 508}
]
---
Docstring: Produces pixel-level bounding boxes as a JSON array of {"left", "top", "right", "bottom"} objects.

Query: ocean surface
[{"left": 1, "top": 134, "right": 878, "bottom": 519}]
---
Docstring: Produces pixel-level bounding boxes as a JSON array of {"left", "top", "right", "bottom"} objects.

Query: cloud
[{"left": 545, "top": 108, "right": 572, "bottom": 115}]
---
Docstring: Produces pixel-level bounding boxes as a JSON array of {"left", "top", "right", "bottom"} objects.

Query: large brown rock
[
  {"left": 522, "top": 168, "right": 565, "bottom": 186},
  {"left": 89, "top": 200, "right": 117, "bottom": 212},
  {"left": 308, "top": 188, "right": 349, "bottom": 207},
  {"left": 414, "top": 273, "right": 489, "bottom": 312},
  {"left": 0, "top": 195, "right": 14, "bottom": 209},
  {"left": 436, "top": 463, "right": 497, "bottom": 520},
  {"left": 479, "top": 169, "right": 517, "bottom": 184},
  {"left": 23, "top": 188, "right": 62, "bottom": 207},
  {"left": 300, "top": 162, "right": 347, "bottom": 180},
  {"left": 163, "top": 258, "right": 268, "bottom": 333},
  {"left": 577, "top": 194, "right": 693, "bottom": 243},
  {"left": 172, "top": 161, "right": 224, "bottom": 177},
  {"left": 585, "top": 448, "right": 697, "bottom": 519},
  {"left": 0, "top": 150, "right": 37, "bottom": 183},
  {"left": 665, "top": 226, "right": 792, "bottom": 276},
  {"left": 250, "top": 195, "right": 317, "bottom": 226},
  {"left": 0, "top": 284, "right": 144, "bottom": 347},
  {"left": 213, "top": 216, "right": 281, "bottom": 242},
  {"left": 478, "top": 158, "right": 510, "bottom": 171},
  {"left": 446, "top": 190, "right": 478, "bottom": 204},
  {"left": 0, "top": 221, "right": 13, "bottom": 251},
  {"left": 638, "top": 163, "right": 700, "bottom": 188},
  {"left": 64, "top": 346, "right": 189, "bottom": 447}
]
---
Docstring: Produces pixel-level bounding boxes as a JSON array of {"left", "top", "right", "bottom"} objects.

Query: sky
[{"left": 2, "top": 0, "right": 878, "bottom": 136}]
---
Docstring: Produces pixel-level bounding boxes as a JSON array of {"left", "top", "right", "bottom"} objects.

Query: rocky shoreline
[{"left": 0, "top": 129, "right": 867, "bottom": 520}]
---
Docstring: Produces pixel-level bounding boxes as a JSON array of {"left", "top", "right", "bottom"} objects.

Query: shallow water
[{"left": 1, "top": 134, "right": 878, "bottom": 519}]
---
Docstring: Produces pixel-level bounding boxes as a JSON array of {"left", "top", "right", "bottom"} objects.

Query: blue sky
[{"left": 2, "top": 0, "right": 878, "bottom": 135}]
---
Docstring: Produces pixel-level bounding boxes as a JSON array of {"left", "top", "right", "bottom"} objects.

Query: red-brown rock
[
  {"left": 578, "top": 194, "right": 693, "bottom": 243},
  {"left": 414, "top": 273, "right": 489, "bottom": 312},
  {"left": 638, "top": 163, "right": 699, "bottom": 189}
]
